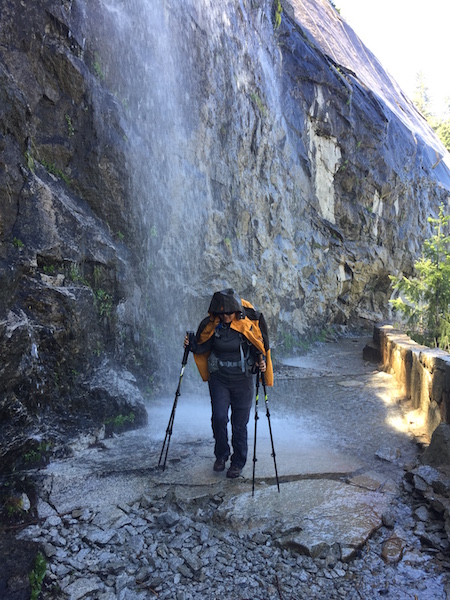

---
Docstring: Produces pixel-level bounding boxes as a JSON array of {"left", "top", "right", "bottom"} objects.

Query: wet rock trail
[{"left": 12, "top": 336, "right": 450, "bottom": 598}]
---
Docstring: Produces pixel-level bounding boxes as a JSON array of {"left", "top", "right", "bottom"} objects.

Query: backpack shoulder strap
[
  {"left": 241, "top": 298, "right": 270, "bottom": 352},
  {"left": 238, "top": 299, "right": 274, "bottom": 386}
]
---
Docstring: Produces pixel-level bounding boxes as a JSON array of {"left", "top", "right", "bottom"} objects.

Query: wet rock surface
[{"left": 7, "top": 337, "right": 450, "bottom": 599}]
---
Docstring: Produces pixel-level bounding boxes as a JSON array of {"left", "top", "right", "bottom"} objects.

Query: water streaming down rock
[
  {"left": 79, "top": 0, "right": 192, "bottom": 371},
  {"left": 82, "top": 0, "right": 256, "bottom": 371}
]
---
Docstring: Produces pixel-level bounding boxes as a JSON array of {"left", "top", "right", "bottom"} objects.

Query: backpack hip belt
[{"left": 217, "top": 343, "right": 246, "bottom": 372}]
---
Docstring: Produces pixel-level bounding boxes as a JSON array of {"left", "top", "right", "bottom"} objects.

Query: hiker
[{"left": 185, "top": 289, "right": 273, "bottom": 479}]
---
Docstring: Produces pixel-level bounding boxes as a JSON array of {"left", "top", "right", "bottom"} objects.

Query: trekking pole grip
[{"left": 182, "top": 330, "right": 195, "bottom": 366}]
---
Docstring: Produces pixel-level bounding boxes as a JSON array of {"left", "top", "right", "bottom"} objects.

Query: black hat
[{"left": 208, "top": 288, "right": 243, "bottom": 316}]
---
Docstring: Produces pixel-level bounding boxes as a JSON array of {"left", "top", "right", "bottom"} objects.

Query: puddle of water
[
  {"left": 281, "top": 356, "right": 327, "bottom": 369},
  {"left": 146, "top": 391, "right": 331, "bottom": 449},
  {"left": 144, "top": 388, "right": 360, "bottom": 478}
]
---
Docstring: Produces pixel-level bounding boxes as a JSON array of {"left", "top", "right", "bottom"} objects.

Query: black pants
[{"left": 208, "top": 374, "right": 254, "bottom": 469}]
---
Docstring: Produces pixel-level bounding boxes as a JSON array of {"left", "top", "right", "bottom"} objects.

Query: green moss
[
  {"left": 68, "top": 264, "right": 89, "bottom": 286},
  {"left": 5, "top": 496, "right": 23, "bottom": 517},
  {"left": 105, "top": 412, "right": 135, "bottom": 435},
  {"left": 41, "top": 160, "right": 71, "bottom": 186},
  {"left": 224, "top": 237, "right": 232, "bottom": 255},
  {"left": 273, "top": 0, "right": 282, "bottom": 29},
  {"left": 25, "top": 150, "right": 35, "bottom": 172},
  {"left": 23, "top": 441, "right": 52, "bottom": 466},
  {"left": 93, "top": 55, "right": 105, "bottom": 81},
  {"left": 65, "top": 114, "right": 74, "bottom": 137},
  {"left": 250, "top": 92, "right": 267, "bottom": 116},
  {"left": 105, "top": 412, "right": 135, "bottom": 427}
]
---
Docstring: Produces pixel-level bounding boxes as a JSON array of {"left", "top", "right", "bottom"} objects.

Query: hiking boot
[
  {"left": 226, "top": 464, "right": 242, "bottom": 479},
  {"left": 213, "top": 458, "right": 226, "bottom": 472}
]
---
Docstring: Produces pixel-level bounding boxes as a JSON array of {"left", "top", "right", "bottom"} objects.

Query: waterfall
[
  {"left": 77, "top": 0, "right": 280, "bottom": 378},
  {"left": 80, "top": 0, "right": 209, "bottom": 374}
]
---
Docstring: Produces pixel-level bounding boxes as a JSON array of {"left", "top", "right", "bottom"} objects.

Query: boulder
[{"left": 421, "top": 423, "right": 450, "bottom": 467}]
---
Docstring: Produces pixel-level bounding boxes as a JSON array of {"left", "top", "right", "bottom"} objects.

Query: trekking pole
[
  {"left": 252, "top": 370, "right": 260, "bottom": 497},
  {"left": 261, "top": 371, "right": 280, "bottom": 492},
  {"left": 158, "top": 331, "right": 194, "bottom": 471}
]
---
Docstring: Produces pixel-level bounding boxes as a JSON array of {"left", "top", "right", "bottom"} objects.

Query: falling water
[
  {"left": 76, "top": 0, "right": 281, "bottom": 380},
  {"left": 79, "top": 0, "right": 210, "bottom": 374}
]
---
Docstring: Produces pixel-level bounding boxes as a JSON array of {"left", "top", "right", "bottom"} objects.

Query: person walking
[{"left": 185, "top": 289, "right": 273, "bottom": 479}]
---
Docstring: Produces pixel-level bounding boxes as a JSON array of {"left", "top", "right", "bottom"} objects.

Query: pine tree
[
  {"left": 412, "top": 74, "right": 450, "bottom": 152},
  {"left": 413, "top": 71, "right": 432, "bottom": 118},
  {"left": 390, "top": 204, "right": 450, "bottom": 350}
]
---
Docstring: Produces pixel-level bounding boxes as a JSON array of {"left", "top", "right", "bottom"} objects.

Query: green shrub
[
  {"left": 105, "top": 412, "right": 135, "bottom": 428},
  {"left": 29, "top": 552, "right": 46, "bottom": 600},
  {"left": 390, "top": 203, "right": 450, "bottom": 350},
  {"left": 95, "top": 288, "right": 113, "bottom": 318},
  {"left": 104, "top": 412, "right": 135, "bottom": 436}
]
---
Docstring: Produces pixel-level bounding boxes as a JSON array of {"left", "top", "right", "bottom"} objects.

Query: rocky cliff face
[{"left": 1, "top": 0, "right": 449, "bottom": 469}]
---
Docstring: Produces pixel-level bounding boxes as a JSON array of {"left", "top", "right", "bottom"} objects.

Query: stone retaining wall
[{"left": 373, "top": 324, "right": 450, "bottom": 440}]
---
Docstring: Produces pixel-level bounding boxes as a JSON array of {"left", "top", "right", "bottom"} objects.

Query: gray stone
[
  {"left": 41, "top": 542, "right": 59, "bottom": 558},
  {"left": 51, "top": 562, "right": 71, "bottom": 577},
  {"left": 83, "top": 527, "right": 117, "bottom": 547},
  {"left": 45, "top": 515, "right": 62, "bottom": 528},
  {"left": 415, "top": 506, "right": 430, "bottom": 522},
  {"left": 114, "top": 514, "right": 133, "bottom": 529},
  {"left": 119, "top": 587, "right": 147, "bottom": 600},
  {"left": 72, "top": 508, "right": 92, "bottom": 521},
  {"left": 217, "top": 479, "right": 390, "bottom": 558},
  {"left": 381, "top": 534, "right": 405, "bottom": 563},
  {"left": 181, "top": 548, "right": 203, "bottom": 573},
  {"left": 97, "top": 592, "right": 117, "bottom": 600},
  {"left": 63, "top": 577, "right": 103, "bottom": 600},
  {"left": 128, "top": 535, "right": 145, "bottom": 554},
  {"left": 115, "top": 573, "right": 134, "bottom": 594},
  {"left": 7, "top": 338, "right": 450, "bottom": 599},
  {"left": 157, "top": 510, "right": 180, "bottom": 528},
  {"left": 37, "top": 500, "right": 56, "bottom": 519},
  {"left": 414, "top": 465, "right": 442, "bottom": 486},
  {"left": 381, "top": 509, "right": 396, "bottom": 529},
  {"left": 421, "top": 424, "right": 450, "bottom": 467},
  {"left": 375, "top": 447, "right": 401, "bottom": 463}
]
